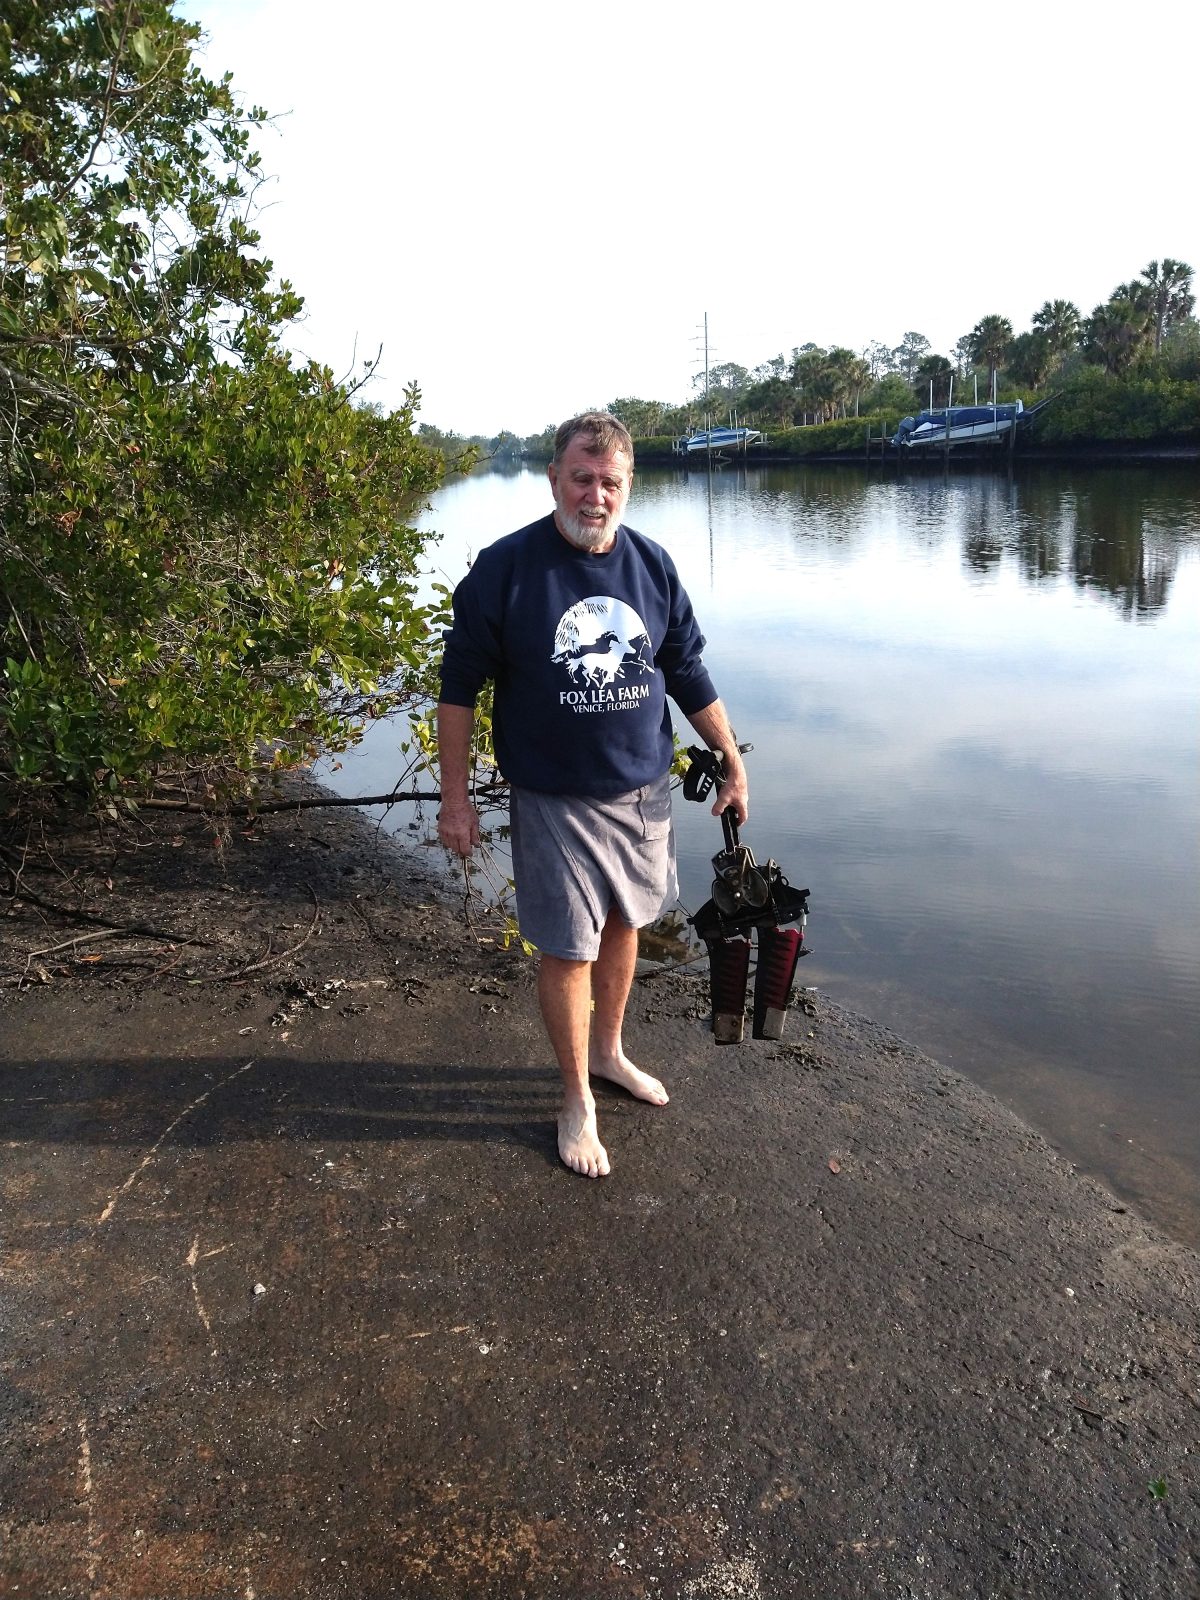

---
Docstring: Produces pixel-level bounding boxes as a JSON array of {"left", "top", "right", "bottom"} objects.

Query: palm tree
[
  {"left": 914, "top": 353, "right": 954, "bottom": 407},
  {"left": 1082, "top": 296, "right": 1153, "bottom": 375},
  {"left": 741, "top": 375, "right": 796, "bottom": 428},
  {"left": 791, "top": 347, "right": 832, "bottom": 423},
  {"left": 1031, "top": 299, "right": 1081, "bottom": 360},
  {"left": 967, "top": 315, "right": 1014, "bottom": 395},
  {"left": 826, "top": 347, "right": 870, "bottom": 417},
  {"left": 1112, "top": 279, "right": 1153, "bottom": 315},
  {"left": 1006, "top": 331, "right": 1054, "bottom": 391},
  {"left": 1138, "top": 259, "right": 1195, "bottom": 352}
]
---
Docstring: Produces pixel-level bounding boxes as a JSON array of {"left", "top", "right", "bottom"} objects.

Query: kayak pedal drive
[{"left": 682, "top": 746, "right": 811, "bottom": 1044}]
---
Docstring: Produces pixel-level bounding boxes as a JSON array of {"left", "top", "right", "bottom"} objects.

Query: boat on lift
[
  {"left": 675, "top": 424, "right": 764, "bottom": 456},
  {"left": 893, "top": 400, "right": 1024, "bottom": 449}
]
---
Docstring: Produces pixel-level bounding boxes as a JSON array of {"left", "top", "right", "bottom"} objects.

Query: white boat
[
  {"left": 675, "top": 425, "right": 763, "bottom": 456},
  {"left": 893, "top": 401, "right": 1023, "bottom": 449}
]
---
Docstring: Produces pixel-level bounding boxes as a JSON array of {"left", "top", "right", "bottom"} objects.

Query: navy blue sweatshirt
[{"left": 439, "top": 514, "right": 718, "bottom": 797}]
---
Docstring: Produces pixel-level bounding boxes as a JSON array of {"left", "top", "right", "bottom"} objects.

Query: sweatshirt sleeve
[
  {"left": 438, "top": 555, "right": 505, "bottom": 708},
  {"left": 655, "top": 555, "right": 717, "bottom": 714}
]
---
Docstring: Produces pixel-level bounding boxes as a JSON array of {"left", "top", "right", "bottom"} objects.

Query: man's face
[{"left": 548, "top": 439, "right": 633, "bottom": 553}]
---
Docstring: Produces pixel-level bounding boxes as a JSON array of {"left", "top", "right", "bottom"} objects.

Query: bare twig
[
  {"left": 24, "top": 928, "right": 120, "bottom": 963},
  {"left": 133, "top": 787, "right": 452, "bottom": 815},
  {"left": 1, "top": 877, "right": 213, "bottom": 948},
  {"left": 939, "top": 1220, "right": 1016, "bottom": 1263},
  {"left": 202, "top": 884, "right": 320, "bottom": 983}
]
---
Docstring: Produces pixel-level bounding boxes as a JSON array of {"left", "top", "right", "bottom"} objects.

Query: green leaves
[
  {"left": 0, "top": 4, "right": 447, "bottom": 800},
  {"left": 127, "top": 28, "right": 157, "bottom": 70}
]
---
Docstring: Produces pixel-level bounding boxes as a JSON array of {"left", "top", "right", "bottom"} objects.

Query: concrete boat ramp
[{"left": 1, "top": 811, "right": 1196, "bottom": 1598}]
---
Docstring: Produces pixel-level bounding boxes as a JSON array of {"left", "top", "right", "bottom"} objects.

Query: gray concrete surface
[{"left": 1, "top": 809, "right": 1197, "bottom": 1598}]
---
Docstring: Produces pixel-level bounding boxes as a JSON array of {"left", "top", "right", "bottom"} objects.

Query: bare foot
[
  {"left": 558, "top": 1101, "right": 611, "bottom": 1178},
  {"left": 590, "top": 1048, "right": 670, "bottom": 1106}
]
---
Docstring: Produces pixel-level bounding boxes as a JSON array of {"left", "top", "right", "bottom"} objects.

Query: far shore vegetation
[{"left": 421, "top": 263, "right": 1200, "bottom": 466}]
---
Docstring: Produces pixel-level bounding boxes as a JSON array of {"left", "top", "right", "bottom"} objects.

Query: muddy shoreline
[{"left": 2, "top": 783, "right": 1197, "bottom": 1596}]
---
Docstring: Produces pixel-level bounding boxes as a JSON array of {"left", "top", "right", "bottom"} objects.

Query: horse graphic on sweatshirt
[{"left": 551, "top": 597, "right": 654, "bottom": 689}]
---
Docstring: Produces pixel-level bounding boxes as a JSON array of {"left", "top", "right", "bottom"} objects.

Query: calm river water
[{"left": 321, "top": 460, "right": 1200, "bottom": 1248}]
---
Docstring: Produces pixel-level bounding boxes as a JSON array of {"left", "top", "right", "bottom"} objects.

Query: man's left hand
[
  {"left": 713, "top": 753, "right": 748, "bottom": 827},
  {"left": 684, "top": 699, "right": 750, "bottom": 828}
]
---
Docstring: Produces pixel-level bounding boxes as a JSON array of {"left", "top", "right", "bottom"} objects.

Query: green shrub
[
  {"left": 769, "top": 416, "right": 905, "bottom": 456},
  {"left": 0, "top": 2, "right": 450, "bottom": 798},
  {"left": 1035, "top": 370, "right": 1200, "bottom": 444},
  {"left": 3, "top": 366, "right": 445, "bottom": 791}
]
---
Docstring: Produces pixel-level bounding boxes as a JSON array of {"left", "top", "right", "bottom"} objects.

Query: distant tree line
[
  {"left": 613, "top": 259, "right": 1197, "bottom": 434},
  {"left": 428, "top": 260, "right": 1197, "bottom": 455}
]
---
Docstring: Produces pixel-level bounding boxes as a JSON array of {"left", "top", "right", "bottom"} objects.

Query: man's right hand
[{"left": 437, "top": 797, "right": 481, "bottom": 858}]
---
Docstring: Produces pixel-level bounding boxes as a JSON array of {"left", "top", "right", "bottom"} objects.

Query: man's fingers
[
  {"left": 712, "top": 782, "right": 748, "bottom": 826},
  {"left": 437, "top": 807, "right": 481, "bottom": 858}
]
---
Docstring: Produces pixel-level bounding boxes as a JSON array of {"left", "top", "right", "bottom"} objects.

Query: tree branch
[
  {"left": 52, "top": 1, "right": 135, "bottom": 203},
  {"left": 1, "top": 871, "right": 214, "bottom": 948},
  {"left": 202, "top": 884, "right": 320, "bottom": 982},
  {"left": 132, "top": 784, "right": 508, "bottom": 816},
  {"left": 0, "top": 358, "right": 84, "bottom": 411}
]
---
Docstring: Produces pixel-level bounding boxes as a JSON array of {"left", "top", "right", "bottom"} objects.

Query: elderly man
[{"left": 437, "top": 413, "right": 747, "bottom": 1178}]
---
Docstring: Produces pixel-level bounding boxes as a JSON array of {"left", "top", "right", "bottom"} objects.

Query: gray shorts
[{"left": 509, "top": 776, "right": 678, "bottom": 961}]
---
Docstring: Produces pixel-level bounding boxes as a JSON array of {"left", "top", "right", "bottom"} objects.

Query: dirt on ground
[{"left": 1, "top": 783, "right": 1197, "bottom": 1598}]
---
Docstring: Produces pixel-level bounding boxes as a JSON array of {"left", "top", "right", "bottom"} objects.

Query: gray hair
[{"left": 552, "top": 412, "right": 635, "bottom": 467}]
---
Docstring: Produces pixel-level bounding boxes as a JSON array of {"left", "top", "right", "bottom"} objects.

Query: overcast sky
[{"left": 180, "top": 0, "right": 1198, "bottom": 437}]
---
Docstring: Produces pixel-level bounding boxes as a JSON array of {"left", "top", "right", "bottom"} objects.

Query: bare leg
[
  {"left": 589, "top": 908, "right": 669, "bottom": 1106},
  {"left": 538, "top": 953, "right": 610, "bottom": 1178}
]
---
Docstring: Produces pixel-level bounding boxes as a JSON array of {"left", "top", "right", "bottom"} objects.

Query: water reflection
[
  {"left": 662, "top": 462, "right": 1198, "bottom": 617},
  {"left": 1004, "top": 467, "right": 1194, "bottom": 615}
]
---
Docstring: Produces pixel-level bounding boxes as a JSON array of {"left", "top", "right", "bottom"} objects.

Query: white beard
[{"left": 554, "top": 504, "right": 623, "bottom": 552}]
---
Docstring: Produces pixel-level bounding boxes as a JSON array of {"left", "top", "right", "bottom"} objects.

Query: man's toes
[{"left": 558, "top": 1120, "right": 610, "bottom": 1178}]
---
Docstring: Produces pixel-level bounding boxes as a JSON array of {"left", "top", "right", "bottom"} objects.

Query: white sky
[{"left": 180, "top": 0, "right": 1199, "bottom": 437}]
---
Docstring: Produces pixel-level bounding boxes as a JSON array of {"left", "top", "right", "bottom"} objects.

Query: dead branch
[
  {"left": 634, "top": 951, "right": 708, "bottom": 981},
  {"left": 24, "top": 928, "right": 121, "bottom": 963},
  {"left": 131, "top": 785, "right": 504, "bottom": 816},
  {"left": 0, "top": 357, "right": 85, "bottom": 411},
  {"left": 148, "top": 943, "right": 187, "bottom": 979},
  {"left": 202, "top": 884, "right": 320, "bottom": 983},
  {"left": 1071, "top": 1398, "right": 1128, "bottom": 1433},
  {"left": 1, "top": 875, "right": 214, "bottom": 948},
  {"left": 348, "top": 897, "right": 392, "bottom": 947}
]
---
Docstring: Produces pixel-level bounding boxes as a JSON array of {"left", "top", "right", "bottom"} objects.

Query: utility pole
[
  {"left": 704, "top": 311, "right": 711, "bottom": 468},
  {"left": 691, "top": 313, "right": 713, "bottom": 468}
]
